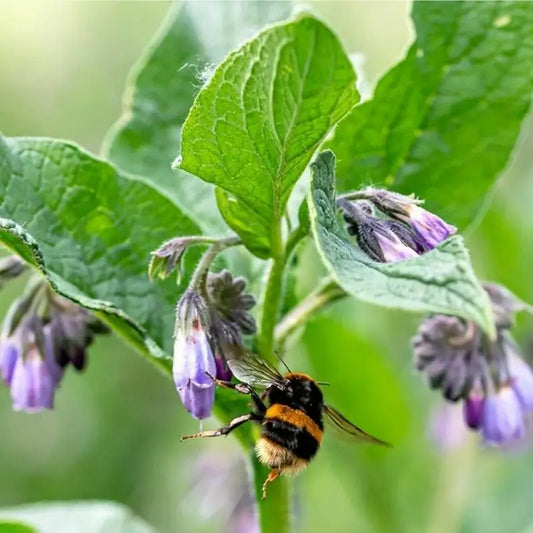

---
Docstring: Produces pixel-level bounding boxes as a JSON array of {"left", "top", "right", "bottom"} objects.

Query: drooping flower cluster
[
  {"left": 413, "top": 283, "right": 533, "bottom": 446},
  {"left": 173, "top": 270, "right": 256, "bottom": 420},
  {"left": 0, "top": 274, "right": 108, "bottom": 412},
  {"left": 337, "top": 188, "right": 456, "bottom": 262}
]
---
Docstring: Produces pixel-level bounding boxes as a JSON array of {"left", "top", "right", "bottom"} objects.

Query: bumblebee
[{"left": 181, "top": 353, "right": 390, "bottom": 498}]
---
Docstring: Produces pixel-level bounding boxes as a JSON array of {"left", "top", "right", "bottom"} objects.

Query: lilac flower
[
  {"left": 215, "top": 356, "right": 233, "bottom": 382},
  {"left": 173, "top": 291, "right": 216, "bottom": 420},
  {"left": 482, "top": 387, "right": 525, "bottom": 446},
  {"left": 172, "top": 271, "right": 257, "bottom": 420},
  {"left": 413, "top": 282, "right": 533, "bottom": 448},
  {"left": 401, "top": 204, "right": 456, "bottom": 249},
  {"left": 0, "top": 337, "right": 19, "bottom": 385},
  {"left": 463, "top": 390, "right": 484, "bottom": 429},
  {"left": 338, "top": 198, "right": 422, "bottom": 263},
  {"left": 374, "top": 228, "right": 419, "bottom": 262},
  {"left": 10, "top": 330, "right": 63, "bottom": 413},
  {"left": 507, "top": 351, "right": 533, "bottom": 412},
  {"left": 349, "top": 188, "right": 456, "bottom": 250},
  {"left": 0, "top": 276, "right": 107, "bottom": 412}
]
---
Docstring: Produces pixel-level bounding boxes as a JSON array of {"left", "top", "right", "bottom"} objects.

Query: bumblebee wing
[
  {"left": 323, "top": 404, "right": 391, "bottom": 447},
  {"left": 227, "top": 352, "right": 284, "bottom": 388}
]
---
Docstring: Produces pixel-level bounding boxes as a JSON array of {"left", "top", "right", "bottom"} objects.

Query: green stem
[
  {"left": 257, "top": 214, "right": 286, "bottom": 361},
  {"left": 283, "top": 222, "right": 309, "bottom": 267},
  {"left": 251, "top": 455, "right": 291, "bottom": 533},
  {"left": 257, "top": 256, "right": 285, "bottom": 361},
  {"left": 254, "top": 218, "right": 294, "bottom": 531},
  {"left": 189, "top": 235, "right": 241, "bottom": 290},
  {"left": 275, "top": 279, "right": 345, "bottom": 350}
]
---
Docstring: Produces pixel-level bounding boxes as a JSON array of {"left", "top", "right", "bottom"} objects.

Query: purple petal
[
  {"left": 173, "top": 324, "right": 216, "bottom": 419},
  {"left": 482, "top": 387, "right": 525, "bottom": 446},
  {"left": 406, "top": 205, "right": 456, "bottom": 249},
  {"left": 10, "top": 347, "right": 57, "bottom": 412},
  {"left": 508, "top": 354, "right": 533, "bottom": 412},
  {"left": 463, "top": 394, "right": 484, "bottom": 429},
  {"left": 173, "top": 329, "right": 216, "bottom": 388},
  {"left": 0, "top": 339, "right": 20, "bottom": 385},
  {"left": 375, "top": 232, "right": 418, "bottom": 262},
  {"left": 43, "top": 326, "right": 64, "bottom": 386},
  {"left": 215, "top": 357, "right": 233, "bottom": 381},
  {"left": 178, "top": 381, "right": 215, "bottom": 420}
]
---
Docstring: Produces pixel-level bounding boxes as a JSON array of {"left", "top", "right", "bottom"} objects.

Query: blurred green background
[{"left": 1, "top": 2, "right": 532, "bottom": 532}]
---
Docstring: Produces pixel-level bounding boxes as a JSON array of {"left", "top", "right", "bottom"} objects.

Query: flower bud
[
  {"left": 354, "top": 188, "right": 456, "bottom": 250},
  {"left": 149, "top": 237, "right": 190, "bottom": 281},
  {"left": 173, "top": 291, "right": 216, "bottom": 420},
  {"left": 463, "top": 389, "right": 485, "bottom": 429},
  {"left": 399, "top": 204, "right": 456, "bottom": 249},
  {"left": 338, "top": 199, "right": 420, "bottom": 262},
  {"left": 207, "top": 270, "right": 256, "bottom": 335},
  {"left": 10, "top": 327, "right": 63, "bottom": 413}
]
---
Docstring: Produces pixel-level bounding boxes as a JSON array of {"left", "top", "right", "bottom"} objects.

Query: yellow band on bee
[{"left": 265, "top": 404, "right": 323, "bottom": 443}]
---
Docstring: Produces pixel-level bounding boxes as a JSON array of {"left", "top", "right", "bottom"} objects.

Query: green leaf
[
  {"left": 0, "top": 502, "right": 155, "bottom": 533},
  {"left": 103, "top": 1, "right": 291, "bottom": 235},
  {"left": 0, "top": 522, "right": 36, "bottom": 533},
  {"left": 328, "top": 1, "right": 533, "bottom": 228},
  {"left": 0, "top": 135, "right": 203, "bottom": 364},
  {"left": 308, "top": 150, "right": 494, "bottom": 336},
  {"left": 179, "top": 14, "right": 359, "bottom": 257}
]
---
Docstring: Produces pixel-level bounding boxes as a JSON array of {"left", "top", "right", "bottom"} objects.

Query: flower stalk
[{"left": 275, "top": 279, "right": 345, "bottom": 350}]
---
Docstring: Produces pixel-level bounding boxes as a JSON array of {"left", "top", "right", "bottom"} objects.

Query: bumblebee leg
[
  {"left": 262, "top": 469, "right": 280, "bottom": 500},
  {"left": 206, "top": 373, "right": 267, "bottom": 416},
  {"left": 180, "top": 413, "right": 256, "bottom": 441}
]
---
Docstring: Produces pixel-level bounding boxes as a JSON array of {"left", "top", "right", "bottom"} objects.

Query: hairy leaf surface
[
  {"left": 179, "top": 15, "right": 359, "bottom": 256},
  {"left": 308, "top": 151, "right": 494, "bottom": 336},
  {"left": 104, "top": 1, "right": 291, "bottom": 235},
  {"left": 0, "top": 135, "right": 202, "bottom": 364}
]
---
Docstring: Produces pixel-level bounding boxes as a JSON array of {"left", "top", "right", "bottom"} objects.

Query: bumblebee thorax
[{"left": 265, "top": 372, "right": 324, "bottom": 426}]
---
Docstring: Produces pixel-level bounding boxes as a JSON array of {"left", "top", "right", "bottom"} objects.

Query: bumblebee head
[{"left": 266, "top": 372, "right": 324, "bottom": 421}]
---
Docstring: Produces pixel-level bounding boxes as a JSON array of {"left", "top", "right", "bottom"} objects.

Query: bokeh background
[{"left": 1, "top": 2, "right": 532, "bottom": 532}]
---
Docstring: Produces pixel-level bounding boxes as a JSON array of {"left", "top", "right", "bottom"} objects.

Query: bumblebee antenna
[{"left": 274, "top": 351, "right": 291, "bottom": 373}]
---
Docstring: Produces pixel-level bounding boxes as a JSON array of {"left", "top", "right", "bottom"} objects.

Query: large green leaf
[
  {"left": 0, "top": 502, "right": 155, "bottom": 533},
  {"left": 0, "top": 135, "right": 203, "bottom": 365},
  {"left": 308, "top": 150, "right": 494, "bottom": 336},
  {"left": 103, "top": 1, "right": 292, "bottom": 235},
  {"left": 329, "top": 1, "right": 533, "bottom": 228},
  {"left": 179, "top": 14, "right": 359, "bottom": 257}
]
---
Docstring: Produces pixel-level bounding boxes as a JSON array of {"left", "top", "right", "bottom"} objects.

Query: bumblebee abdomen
[{"left": 259, "top": 403, "right": 322, "bottom": 465}]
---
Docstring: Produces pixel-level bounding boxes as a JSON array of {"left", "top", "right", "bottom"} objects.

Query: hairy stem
[
  {"left": 283, "top": 222, "right": 309, "bottom": 267},
  {"left": 189, "top": 235, "right": 241, "bottom": 290},
  {"left": 275, "top": 279, "right": 345, "bottom": 350},
  {"left": 257, "top": 216, "right": 285, "bottom": 361}
]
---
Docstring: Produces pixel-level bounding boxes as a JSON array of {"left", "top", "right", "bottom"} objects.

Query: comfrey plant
[
  {"left": 414, "top": 284, "right": 533, "bottom": 446},
  {"left": 1, "top": 1, "right": 533, "bottom": 531}
]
